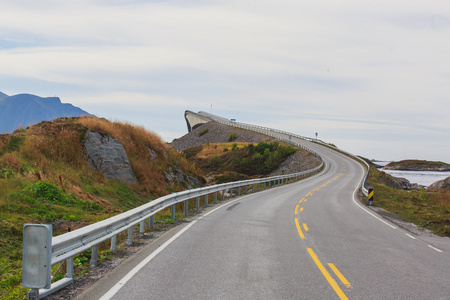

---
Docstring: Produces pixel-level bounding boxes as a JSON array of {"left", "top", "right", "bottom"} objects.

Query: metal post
[
  {"left": 222, "top": 190, "right": 225, "bottom": 200},
  {"left": 28, "top": 289, "right": 39, "bottom": 300},
  {"left": 263, "top": 182, "right": 266, "bottom": 190},
  {"left": 214, "top": 192, "right": 217, "bottom": 204},
  {"left": 238, "top": 186, "right": 241, "bottom": 196},
  {"left": 90, "top": 245, "right": 98, "bottom": 268},
  {"left": 127, "top": 227, "right": 133, "bottom": 245},
  {"left": 171, "top": 204, "right": 176, "bottom": 220},
  {"left": 205, "top": 194, "right": 209, "bottom": 207},
  {"left": 66, "top": 257, "right": 74, "bottom": 279},
  {"left": 110, "top": 235, "right": 117, "bottom": 251},
  {"left": 196, "top": 196, "right": 200, "bottom": 212},
  {"left": 140, "top": 221, "right": 145, "bottom": 237},
  {"left": 252, "top": 184, "right": 254, "bottom": 192},
  {"left": 150, "top": 215, "right": 155, "bottom": 228},
  {"left": 245, "top": 186, "right": 248, "bottom": 194},
  {"left": 184, "top": 200, "right": 189, "bottom": 216}
]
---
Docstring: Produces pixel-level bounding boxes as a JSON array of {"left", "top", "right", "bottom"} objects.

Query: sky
[{"left": 1, "top": 0, "right": 449, "bottom": 163}]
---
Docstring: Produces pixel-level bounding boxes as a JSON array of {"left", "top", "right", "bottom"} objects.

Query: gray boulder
[
  {"left": 84, "top": 130, "right": 138, "bottom": 185},
  {"left": 427, "top": 177, "right": 450, "bottom": 191}
]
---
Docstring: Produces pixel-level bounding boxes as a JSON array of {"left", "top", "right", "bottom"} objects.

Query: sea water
[{"left": 373, "top": 161, "right": 450, "bottom": 187}]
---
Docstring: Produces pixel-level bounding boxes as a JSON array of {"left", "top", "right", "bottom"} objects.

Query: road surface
[{"left": 76, "top": 129, "right": 450, "bottom": 300}]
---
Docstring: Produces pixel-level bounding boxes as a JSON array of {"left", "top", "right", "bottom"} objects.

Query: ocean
[{"left": 373, "top": 161, "right": 450, "bottom": 187}]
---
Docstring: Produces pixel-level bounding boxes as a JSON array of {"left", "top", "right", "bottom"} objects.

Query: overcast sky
[{"left": 1, "top": 0, "right": 449, "bottom": 162}]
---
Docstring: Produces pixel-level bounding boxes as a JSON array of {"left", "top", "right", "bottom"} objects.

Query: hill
[
  {"left": 0, "top": 92, "right": 93, "bottom": 133},
  {"left": 384, "top": 159, "right": 450, "bottom": 171},
  {"left": 172, "top": 122, "right": 321, "bottom": 183},
  {"left": 0, "top": 117, "right": 204, "bottom": 299}
]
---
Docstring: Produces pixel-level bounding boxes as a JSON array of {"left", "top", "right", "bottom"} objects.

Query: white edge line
[
  {"left": 352, "top": 163, "right": 397, "bottom": 230},
  {"left": 99, "top": 194, "right": 251, "bottom": 300},
  {"left": 405, "top": 234, "right": 416, "bottom": 240},
  {"left": 428, "top": 245, "right": 443, "bottom": 253}
]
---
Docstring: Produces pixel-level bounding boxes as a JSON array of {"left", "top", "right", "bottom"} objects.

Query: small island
[{"left": 384, "top": 159, "right": 450, "bottom": 171}]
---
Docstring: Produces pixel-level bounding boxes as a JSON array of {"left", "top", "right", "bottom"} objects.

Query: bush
[
  {"left": 228, "top": 133, "right": 237, "bottom": 142},
  {"left": 198, "top": 128, "right": 209, "bottom": 137}
]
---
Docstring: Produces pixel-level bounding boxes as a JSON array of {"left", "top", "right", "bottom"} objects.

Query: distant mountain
[
  {"left": 0, "top": 91, "right": 8, "bottom": 101},
  {"left": 0, "top": 91, "right": 94, "bottom": 133}
]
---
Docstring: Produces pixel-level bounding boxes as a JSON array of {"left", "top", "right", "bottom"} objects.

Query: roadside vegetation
[
  {"left": 183, "top": 141, "right": 297, "bottom": 183},
  {"left": 367, "top": 166, "right": 450, "bottom": 237},
  {"left": 0, "top": 117, "right": 204, "bottom": 299}
]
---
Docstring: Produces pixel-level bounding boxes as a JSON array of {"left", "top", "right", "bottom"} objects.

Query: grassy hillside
[
  {"left": 183, "top": 141, "right": 298, "bottom": 183},
  {"left": 367, "top": 167, "right": 450, "bottom": 236},
  {"left": 0, "top": 117, "right": 203, "bottom": 299}
]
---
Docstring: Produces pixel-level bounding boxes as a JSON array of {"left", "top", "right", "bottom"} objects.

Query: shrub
[
  {"left": 228, "top": 133, "right": 237, "bottom": 142},
  {"left": 198, "top": 128, "right": 209, "bottom": 137}
]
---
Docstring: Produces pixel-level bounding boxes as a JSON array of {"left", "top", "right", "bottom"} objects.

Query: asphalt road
[{"left": 76, "top": 131, "right": 450, "bottom": 300}]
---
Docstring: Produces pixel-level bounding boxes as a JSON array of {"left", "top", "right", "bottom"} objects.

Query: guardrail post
[
  {"left": 245, "top": 185, "right": 248, "bottom": 194},
  {"left": 150, "top": 215, "right": 154, "bottom": 228},
  {"left": 205, "top": 194, "right": 209, "bottom": 207},
  {"left": 90, "top": 245, "right": 98, "bottom": 268},
  {"left": 171, "top": 204, "right": 176, "bottom": 220},
  {"left": 110, "top": 235, "right": 117, "bottom": 251},
  {"left": 214, "top": 192, "right": 217, "bottom": 203},
  {"left": 252, "top": 184, "right": 254, "bottom": 192},
  {"left": 230, "top": 188, "right": 233, "bottom": 198},
  {"left": 127, "top": 227, "right": 133, "bottom": 245},
  {"left": 222, "top": 190, "right": 225, "bottom": 200},
  {"left": 238, "top": 186, "right": 241, "bottom": 196},
  {"left": 263, "top": 182, "right": 266, "bottom": 190},
  {"left": 196, "top": 197, "right": 200, "bottom": 212},
  {"left": 140, "top": 221, "right": 145, "bottom": 237},
  {"left": 184, "top": 200, "right": 189, "bottom": 216},
  {"left": 66, "top": 257, "right": 74, "bottom": 279}
]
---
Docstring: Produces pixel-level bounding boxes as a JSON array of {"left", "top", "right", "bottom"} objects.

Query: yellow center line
[
  {"left": 328, "top": 263, "right": 352, "bottom": 289},
  {"left": 307, "top": 248, "right": 349, "bottom": 300},
  {"left": 313, "top": 188, "right": 320, "bottom": 192},
  {"left": 299, "top": 198, "right": 305, "bottom": 203},
  {"left": 303, "top": 223, "right": 309, "bottom": 231},
  {"left": 327, "top": 181, "right": 332, "bottom": 184},
  {"left": 321, "top": 184, "right": 327, "bottom": 188},
  {"left": 300, "top": 207, "right": 304, "bottom": 212},
  {"left": 295, "top": 218, "right": 305, "bottom": 239},
  {"left": 306, "top": 192, "right": 312, "bottom": 197},
  {"left": 295, "top": 205, "right": 299, "bottom": 215}
]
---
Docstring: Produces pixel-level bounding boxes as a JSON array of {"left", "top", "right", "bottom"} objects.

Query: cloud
[{"left": 0, "top": 0, "right": 449, "bottom": 162}]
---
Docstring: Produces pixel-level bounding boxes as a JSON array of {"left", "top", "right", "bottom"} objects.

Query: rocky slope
[
  {"left": 171, "top": 122, "right": 276, "bottom": 151},
  {"left": 172, "top": 122, "right": 321, "bottom": 179}
]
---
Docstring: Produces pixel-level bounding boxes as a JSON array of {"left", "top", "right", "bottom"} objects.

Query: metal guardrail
[
  {"left": 210, "top": 115, "right": 370, "bottom": 196},
  {"left": 23, "top": 127, "right": 325, "bottom": 299}
]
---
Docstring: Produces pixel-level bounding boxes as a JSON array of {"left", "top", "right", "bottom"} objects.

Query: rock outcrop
[
  {"left": 427, "top": 177, "right": 450, "bottom": 191},
  {"left": 384, "top": 160, "right": 450, "bottom": 171},
  {"left": 84, "top": 130, "right": 138, "bottom": 185},
  {"left": 378, "top": 171, "right": 424, "bottom": 190},
  {"left": 164, "top": 166, "right": 204, "bottom": 189}
]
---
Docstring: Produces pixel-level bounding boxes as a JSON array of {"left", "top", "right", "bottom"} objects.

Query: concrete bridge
[{"left": 184, "top": 110, "right": 229, "bottom": 132}]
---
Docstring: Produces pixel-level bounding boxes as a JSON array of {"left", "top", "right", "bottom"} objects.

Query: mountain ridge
[{"left": 0, "top": 91, "right": 94, "bottom": 133}]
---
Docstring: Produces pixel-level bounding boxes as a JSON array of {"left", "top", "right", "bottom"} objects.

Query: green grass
[{"left": 367, "top": 167, "right": 450, "bottom": 236}]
